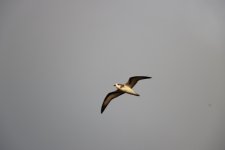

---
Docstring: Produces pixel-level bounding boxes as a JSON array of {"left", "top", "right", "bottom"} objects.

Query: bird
[{"left": 101, "top": 76, "right": 152, "bottom": 113}]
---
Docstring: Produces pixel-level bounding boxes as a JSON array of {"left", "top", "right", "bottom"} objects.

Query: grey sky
[{"left": 0, "top": 0, "right": 225, "bottom": 150}]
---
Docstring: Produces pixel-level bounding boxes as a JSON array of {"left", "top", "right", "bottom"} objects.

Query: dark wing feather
[
  {"left": 126, "top": 76, "right": 151, "bottom": 88},
  {"left": 101, "top": 90, "right": 124, "bottom": 113}
]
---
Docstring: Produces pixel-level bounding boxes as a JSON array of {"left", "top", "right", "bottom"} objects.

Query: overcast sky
[{"left": 0, "top": 0, "right": 225, "bottom": 150}]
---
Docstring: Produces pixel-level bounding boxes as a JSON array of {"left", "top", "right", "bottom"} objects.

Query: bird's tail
[{"left": 130, "top": 92, "right": 140, "bottom": 96}]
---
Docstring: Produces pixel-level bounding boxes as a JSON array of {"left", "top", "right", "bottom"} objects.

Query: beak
[{"left": 113, "top": 84, "right": 116, "bottom": 86}]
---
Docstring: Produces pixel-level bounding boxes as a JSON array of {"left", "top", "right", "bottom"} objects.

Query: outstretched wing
[
  {"left": 126, "top": 76, "right": 151, "bottom": 88},
  {"left": 101, "top": 90, "right": 124, "bottom": 113}
]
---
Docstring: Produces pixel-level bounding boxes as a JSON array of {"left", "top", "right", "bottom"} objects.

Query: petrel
[{"left": 101, "top": 76, "right": 152, "bottom": 113}]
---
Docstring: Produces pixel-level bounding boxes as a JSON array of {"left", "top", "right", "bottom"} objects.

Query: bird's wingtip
[
  {"left": 145, "top": 76, "right": 152, "bottom": 79},
  {"left": 101, "top": 107, "right": 104, "bottom": 114}
]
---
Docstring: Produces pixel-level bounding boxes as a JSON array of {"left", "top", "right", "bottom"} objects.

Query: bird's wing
[
  {"left": 126, "top": 76, "right": 151, "bottom": 88},
  {"left": 101, "top": 90, "right": 124, "bottom": 113}
]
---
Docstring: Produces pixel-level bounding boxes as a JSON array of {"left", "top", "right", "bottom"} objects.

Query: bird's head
[
  {"left": 113, "top": 83, "right": 118, "bottom": 87},
  {"left": 114, "top": 83, "right": 123, "bottom": 89}
]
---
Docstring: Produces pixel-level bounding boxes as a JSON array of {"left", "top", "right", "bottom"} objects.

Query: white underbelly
[{"left": 119, "top": 86, "right": 137, "bottom": 95}]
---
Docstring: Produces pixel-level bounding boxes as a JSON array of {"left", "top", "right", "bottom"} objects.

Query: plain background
[{"left": 0, "top": 0, "right": 225, "bottom": 150}]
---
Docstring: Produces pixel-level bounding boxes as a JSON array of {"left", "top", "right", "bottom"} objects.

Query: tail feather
[
  {"left": 134, "top": 93, "right": 140, "bottom": 96},
  {"left": 129, "top": 93, "right": 140, "bottom": 96}
]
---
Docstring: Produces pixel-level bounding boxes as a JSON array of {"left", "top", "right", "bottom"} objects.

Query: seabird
[{"left": 101, "top": 76, "right": 152, "bottom": 113}]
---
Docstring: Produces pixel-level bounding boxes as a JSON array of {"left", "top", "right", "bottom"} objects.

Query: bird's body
[
  {"left": 101, "top": 76, "right": 152, "bottom": 113},
  {"left": 114, "top": 84, "right": 139, "bottom": 96}
]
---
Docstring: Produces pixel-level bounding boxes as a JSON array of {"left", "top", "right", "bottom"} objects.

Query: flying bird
[{"left": 101, "top": 76, "right": 152, "bottom": 113}]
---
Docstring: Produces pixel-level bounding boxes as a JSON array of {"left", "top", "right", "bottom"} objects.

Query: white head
[{"left": 113, "top": 83, "right": 123, "bottom": 89}]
